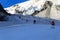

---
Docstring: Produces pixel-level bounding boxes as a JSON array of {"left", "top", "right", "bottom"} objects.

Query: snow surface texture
[
  {"left": 0, "top": 14, "right": 60, "bottom": 40},
  {"left": 0, "top": 24, "right": 60, "bottom": 40},
  {"left": 0, "top": 0, "right": 60, "bottom": 40}
]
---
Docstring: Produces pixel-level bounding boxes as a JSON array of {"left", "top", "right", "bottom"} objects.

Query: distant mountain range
[
  {"left": 4, "top": 0, "right": 60, "bottom": 20},
  {"left": 4, "top": 0, "right": 45, "bottom": 14}
]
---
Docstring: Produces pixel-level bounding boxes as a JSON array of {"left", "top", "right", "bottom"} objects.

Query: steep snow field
[{"left": 0, "top": 24, "right": 60, "bottom": 40}]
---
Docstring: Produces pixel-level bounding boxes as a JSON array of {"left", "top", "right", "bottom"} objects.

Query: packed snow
[
  {"left": 0, "top": 24, "right": 60, "bottom": 40},
  {"left": 0, "top": 0, "right": 60, "bottom": 40},
  {"left": 0, "top": 14, "right": 60, "bottom": 40}
]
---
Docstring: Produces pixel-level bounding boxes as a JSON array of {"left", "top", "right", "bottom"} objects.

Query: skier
[
  {"left": 34, "top": 20, "right": 36, "bottom": 24},
  {"left": 26, "top": 19, "right": 28, "bottom": 23},
  {"left": 51, "top": 21, "right": 55, "bottom": 28}
]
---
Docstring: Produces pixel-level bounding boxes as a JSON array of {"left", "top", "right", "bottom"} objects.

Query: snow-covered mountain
[
  {"left": 4, "top": 0, "right": 60, "bottom": 20},
  {"left": 6, "top": 1, "right": 43, "bottom": 14},
  {"left": 0, "top": 1, "right": 60, "bottom": 25}
]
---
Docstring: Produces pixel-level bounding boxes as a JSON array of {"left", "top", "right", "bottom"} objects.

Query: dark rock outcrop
[
  {"left": 0, "top": 3, "right": 10, "bottom": 21},
  {"left": 31, "top": 1, "right": 53, "bottom": 16}
]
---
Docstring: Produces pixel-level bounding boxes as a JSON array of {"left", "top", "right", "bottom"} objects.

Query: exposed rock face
[
  {"left": 31, "top": 1, "right": 53, "bottom": 18},
  {"left": 4, "top": 0, "right": 60, "bottom": 20},
  {"left": 0, "top": 3, "right": 10, "bottom": 21}
]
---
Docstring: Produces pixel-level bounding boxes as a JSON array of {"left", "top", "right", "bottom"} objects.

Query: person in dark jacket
[
  {"left": 26, "top": 19, "right": 28, "bottom": 23},
  {"left": 51, "top": 21, "right": 55, "bottom": 28},
  {"left": 34, "top": 20, "right": 36, "bottom": 24}
]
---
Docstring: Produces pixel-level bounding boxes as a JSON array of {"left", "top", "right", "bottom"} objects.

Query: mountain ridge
[{"left": 4, "top": 0, "right": 60, "bottom": 20}]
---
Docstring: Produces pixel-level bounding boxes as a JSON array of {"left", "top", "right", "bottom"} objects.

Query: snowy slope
[
  {"left": 0, "top": 24, "right": 60, "bottom": 40},
  {"left": 0, "top": 0, "right": 60, "bottom": 40},
  {"left": 0, "top": 14, "right": 60, "bottom": 27}
]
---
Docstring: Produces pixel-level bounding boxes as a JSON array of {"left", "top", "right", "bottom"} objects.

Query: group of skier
[
  {"left": 26, "top": 19, "right": 55, "bottom": 25},
  {"left": 26, "top": 19, "right": 55, "bottom": 28}
]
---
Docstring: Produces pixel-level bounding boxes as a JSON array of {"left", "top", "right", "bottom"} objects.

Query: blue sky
[{"left": 0, "top": 0, "right": 28, "bottom": 8}]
